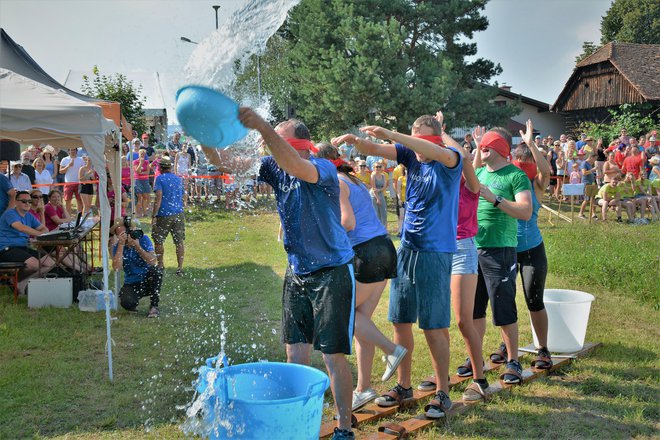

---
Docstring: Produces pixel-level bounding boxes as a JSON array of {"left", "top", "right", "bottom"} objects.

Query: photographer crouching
[{"left": 111, "top": 216, "right": 162, "bottom": 318}]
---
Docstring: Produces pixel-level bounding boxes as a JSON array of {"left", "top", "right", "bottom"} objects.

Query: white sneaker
[
  {"left": 382, "top": 345, "right": 407, "bottom": 382},
  {"left": 352, "top": 388, "right": 378, "bottom": 411}
]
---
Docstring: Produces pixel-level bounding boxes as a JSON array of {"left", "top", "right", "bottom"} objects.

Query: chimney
[{"left": 500, "top": 84, "right": 512, "bottom": 92}]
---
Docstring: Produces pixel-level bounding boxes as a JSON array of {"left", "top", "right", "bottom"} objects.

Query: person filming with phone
[{"left": 111, "top": 216, "right": 162, "bottom": 318}]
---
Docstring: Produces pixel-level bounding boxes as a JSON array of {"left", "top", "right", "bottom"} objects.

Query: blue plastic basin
[
  {"left": 195, "top": 361, "right": 330, "bottom": 439},
  {"left": 175, "top": 86, "right": 248, "bottom": 148}
]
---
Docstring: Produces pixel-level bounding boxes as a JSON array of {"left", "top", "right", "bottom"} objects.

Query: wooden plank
[
  {"left": 363, "top": 342, "right": 601, "bottom": 439},
  {"left": 319, "top": 362, "right": 503, "bottom": 438}
]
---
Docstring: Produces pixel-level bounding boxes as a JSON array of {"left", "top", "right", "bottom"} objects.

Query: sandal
[
  {"left": 378, "top": 423, "right": 408, "bottom": 439},
  {"left": 490, "top": 342, "right": 508, "bottom": 364},
  {"left": 417, "top": 375, "right": 436, "bottom": 391},
  {"left": 499, "top": 360, "right": 523, "bottom": 384},
  {"left": 374, "top": 384, "right": 414, "bottom": 407},
  {"left": 424, "top": 390, "right": 452, "bottom": 419},
  {"left": 531, "top": 347, "right": 553, "bottom": 370},
  {"left": 462, "top": 381, "right": 489, "bottom": 402},
  {"left": 175, "top": 269, "right": 185, "bottom": 277},
  {"left": 457, "top": 357, "right": 485, "bottom": 377}
]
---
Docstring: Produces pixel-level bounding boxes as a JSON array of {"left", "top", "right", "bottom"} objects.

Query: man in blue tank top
[
  {"left": 333, "top": 115, "right": 462, "bottom": 419},
  {"left": 203, "top": 109, "right": 356, "bottom": 440}
]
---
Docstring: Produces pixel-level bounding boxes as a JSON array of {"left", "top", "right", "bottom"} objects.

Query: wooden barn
[{"left": 551, "top": 42, "right": 660, "bottom": 130}]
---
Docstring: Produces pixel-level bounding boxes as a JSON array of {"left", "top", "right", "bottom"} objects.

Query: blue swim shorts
[{"left": 388, "top": 246, "right": 452, "bottom": 330}]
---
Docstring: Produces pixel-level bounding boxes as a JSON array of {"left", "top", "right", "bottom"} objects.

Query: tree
[
  {"left": 81, "top": 66, "right": 147, "bottom": 137},
  {"left": 237, "top": 0, "right": 518, "bottom": 138},
  {"left": 600, "top": 0, "right": 660, "bottom": 45},
  {"left": 576, "top": 103, "right": 658, "bottom": 143},
  {"left": 575, "top": 0, "right": 660, "bottom": 63},
  {"left": 575, "top": 41, "right": 599, "bottom": 64}
]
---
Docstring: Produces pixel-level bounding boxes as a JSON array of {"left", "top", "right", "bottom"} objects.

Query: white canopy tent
[{"left": 0, "top": 68, "right": 118, "bottom": 380}]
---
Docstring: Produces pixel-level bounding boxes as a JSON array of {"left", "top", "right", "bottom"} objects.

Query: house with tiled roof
[{"left": 551, "top": 42, "right": 660, "bottom": 130}]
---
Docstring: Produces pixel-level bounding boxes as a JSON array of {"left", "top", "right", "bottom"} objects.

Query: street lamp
[
  {"left": 213, "top": 5, "right": 220, "bottom": 30},
  {"left": 180, "top": 36, "right": 199, "bottom": 44}
]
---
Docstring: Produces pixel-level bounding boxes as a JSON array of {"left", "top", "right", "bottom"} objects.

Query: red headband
[
  {"left": 285, "top": 138, "right": 318, "bottom": 153},
  {"left": 480, "top": 132, "right": 510, "bottom": 159},
  {"left": 513, "top": 160, "right": 537, "bottom": 181},
  {"left": 330, "top": 158, "right": 346, "bottom": 168},
  {"left": 413, "top": 135, "right": 444, "bottom": 146}
]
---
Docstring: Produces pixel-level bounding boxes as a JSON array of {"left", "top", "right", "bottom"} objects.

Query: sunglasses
[
  {"left": 31, "top": 195, "right": 41, "bottom": 199},
  {"left": 359, "top": 165, "right": 367, "bottom": 168},
  {"left": 17, "top": 199, "right": 31, "bottom": 204},
  {"left": 375, "top": 166, "right": 383, "bottom": 168}
]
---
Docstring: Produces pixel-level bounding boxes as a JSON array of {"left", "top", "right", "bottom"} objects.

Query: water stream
[{"left": 173, "top": 0, "right": 300, "bottom": 436}]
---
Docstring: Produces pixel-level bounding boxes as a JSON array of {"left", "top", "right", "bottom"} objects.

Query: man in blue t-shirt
[
  {"left": 0, "top": 191, "right": 55, "bottom": 293},
  {"left": 333, "top": 114, "right": 462, "bottom": 419},
  {"left": 203, "top": 109, "right": 356, "bottom": 439},
  {"left": 111, "top": 217, "right": 162, "bottom": 318},
  {"left": 151, "top": 156, "right": 185, "bottom": 275},
  {"left": 0, "top": 173, "right": 16, "bottom": 213}
]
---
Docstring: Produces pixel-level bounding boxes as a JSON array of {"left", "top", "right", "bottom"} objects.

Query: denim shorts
[
  {"left": 134, "top": 179, "right": 152, "bottom": 194},
  {"left": 451, "top": 237, "right": 478, "bottom": 275},
  {"left": 388, "top": 246, "right": 452, "bottom": 330}
]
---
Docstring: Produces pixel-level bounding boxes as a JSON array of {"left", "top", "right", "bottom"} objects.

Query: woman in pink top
[
  {"left": 44, "top": 189, "right": 72, "bottom": 231},
  {"left": 441, "top": 121, "right": 487, "bottom": 401},
  {"left": 133, "top": 149, "right": 152, "bottom": 217},
  {"left": 28, "top": 189, "right": 45, "bottom": 225}
]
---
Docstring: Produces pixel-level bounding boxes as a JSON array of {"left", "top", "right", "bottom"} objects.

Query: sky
[{"left": 0, "top": 0, "right": 612, "bottom": 123}]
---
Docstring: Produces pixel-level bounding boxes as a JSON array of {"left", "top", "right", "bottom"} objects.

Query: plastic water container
[
  {"left": 195, "top": 360, "right": 329, "bottom": 439},
  {"left": 175, "top": 86, "right": 248, "bottom": 148},
  {"left": 532, "top": 289, "right": 595, "bottom": 353},
  {"left": 78, "top": 290, "right": 117, "bottom": 312}
]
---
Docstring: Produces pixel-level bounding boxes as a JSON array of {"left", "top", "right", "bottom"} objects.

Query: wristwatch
[{"left": 493, "top": 195, "right": 503, "bottom": 207}]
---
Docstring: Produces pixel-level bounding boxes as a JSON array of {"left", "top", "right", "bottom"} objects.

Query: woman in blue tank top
[
  {"left": 511, "top": 120, "right": 553, "bottom": 370},
  {"left": 317, "top": 144, "right": 406, "bottom": 411}
]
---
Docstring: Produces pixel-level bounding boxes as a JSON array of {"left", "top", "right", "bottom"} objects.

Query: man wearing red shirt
[{"left": 622, "top": 146, "right": 644, "bottom": 179}]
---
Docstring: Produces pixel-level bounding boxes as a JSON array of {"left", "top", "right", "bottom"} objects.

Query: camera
[{"left": 123, "top": 216, "right": 144, "bottom": 240}]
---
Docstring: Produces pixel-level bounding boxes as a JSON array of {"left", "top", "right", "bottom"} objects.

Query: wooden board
[
  {"left": 319, "top": 362, "right": 504, "bottom": 438},
  {"left": 364, "top": 342, "right": 601, "bottom": 439}
]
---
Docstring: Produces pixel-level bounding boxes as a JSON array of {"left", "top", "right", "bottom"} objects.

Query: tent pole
[{"left": 114, "top": 133, "right": 122, "bottom": 301}]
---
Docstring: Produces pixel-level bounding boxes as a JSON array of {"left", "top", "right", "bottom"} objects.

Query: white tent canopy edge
[{"left": 0, "top": 67, "right": 118, "bottom": 381}]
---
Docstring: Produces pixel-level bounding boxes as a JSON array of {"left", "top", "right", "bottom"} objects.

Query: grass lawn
[{"left": 0, "top": 198, "right": 658, "bottom": 439}]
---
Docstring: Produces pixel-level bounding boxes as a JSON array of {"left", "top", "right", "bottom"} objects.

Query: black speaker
[{"left": 0, "top": 140, "right": 20, "bottom": 162}]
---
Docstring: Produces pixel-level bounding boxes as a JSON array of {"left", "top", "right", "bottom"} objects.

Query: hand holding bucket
[{"left": 175, "top": 86, "right": 248, "bottom": 149}]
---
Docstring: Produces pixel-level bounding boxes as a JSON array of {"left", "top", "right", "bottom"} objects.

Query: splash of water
[
  {"left": 172, "top": 1, "right": 300, "bottom": 437},
  {"left": 184, "top": 0, "right": 301, "bottom": 91}
]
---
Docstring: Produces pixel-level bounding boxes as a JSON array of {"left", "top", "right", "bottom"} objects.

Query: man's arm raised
[
  {"left": 360, "top": 125, "right": 458, "bottom": 168},
  {"left": 239, "top": 107, "right": 319, "bottom": 183},
  {"left": 331, "top": 134, "right": 397, "bottom": 161}
]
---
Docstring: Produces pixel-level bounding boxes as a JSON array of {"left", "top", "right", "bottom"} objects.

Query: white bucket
[{"left": 531, "top": 289, "right": 595, "bottom": 353}]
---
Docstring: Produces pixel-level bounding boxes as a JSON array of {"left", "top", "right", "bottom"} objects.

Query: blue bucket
[
  {"left": 195, "top": 360, "right": 330, "bottom": 439},
  {"left": 175, "top": 86, "right": 249, "bottom": 148}
]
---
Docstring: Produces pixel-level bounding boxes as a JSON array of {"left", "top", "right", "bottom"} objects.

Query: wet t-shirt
[{"left": 258, "top": 156, "right": 353, "bottom": 274}]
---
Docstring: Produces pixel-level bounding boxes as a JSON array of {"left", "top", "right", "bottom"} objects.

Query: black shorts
[
  {"left": 474, "top": 247, "right": 518, "bottom": 326},
  {"left": 517, "top": 242, "right": 547, "bottom": 312},
  {"left": 281, "top": 263, "right": 355, "bottom": 354},
  {"left": 80, "top": 183, "right": 94, "bottom": 195},
  {"left": 353, "top": 234, "right": 397, "bottom": 283},
  {"left": 0, "top": 246, "right": 40, "bottom": 264}
]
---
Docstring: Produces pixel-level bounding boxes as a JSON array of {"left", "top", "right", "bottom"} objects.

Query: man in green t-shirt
[
  {"left": 473, "top": 127, "right": 532, "bottom": 385},
  {"left": 595, "top": 174, "right": 623, "bottom": 221}
]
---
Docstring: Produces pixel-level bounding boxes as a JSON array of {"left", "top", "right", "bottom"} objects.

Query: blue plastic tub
[
  {"left": 175, "top": 86, "right": 249, "bottom": 148},
  {"left": 195, "top": 360, "right": 330, "bottom": 439}
]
